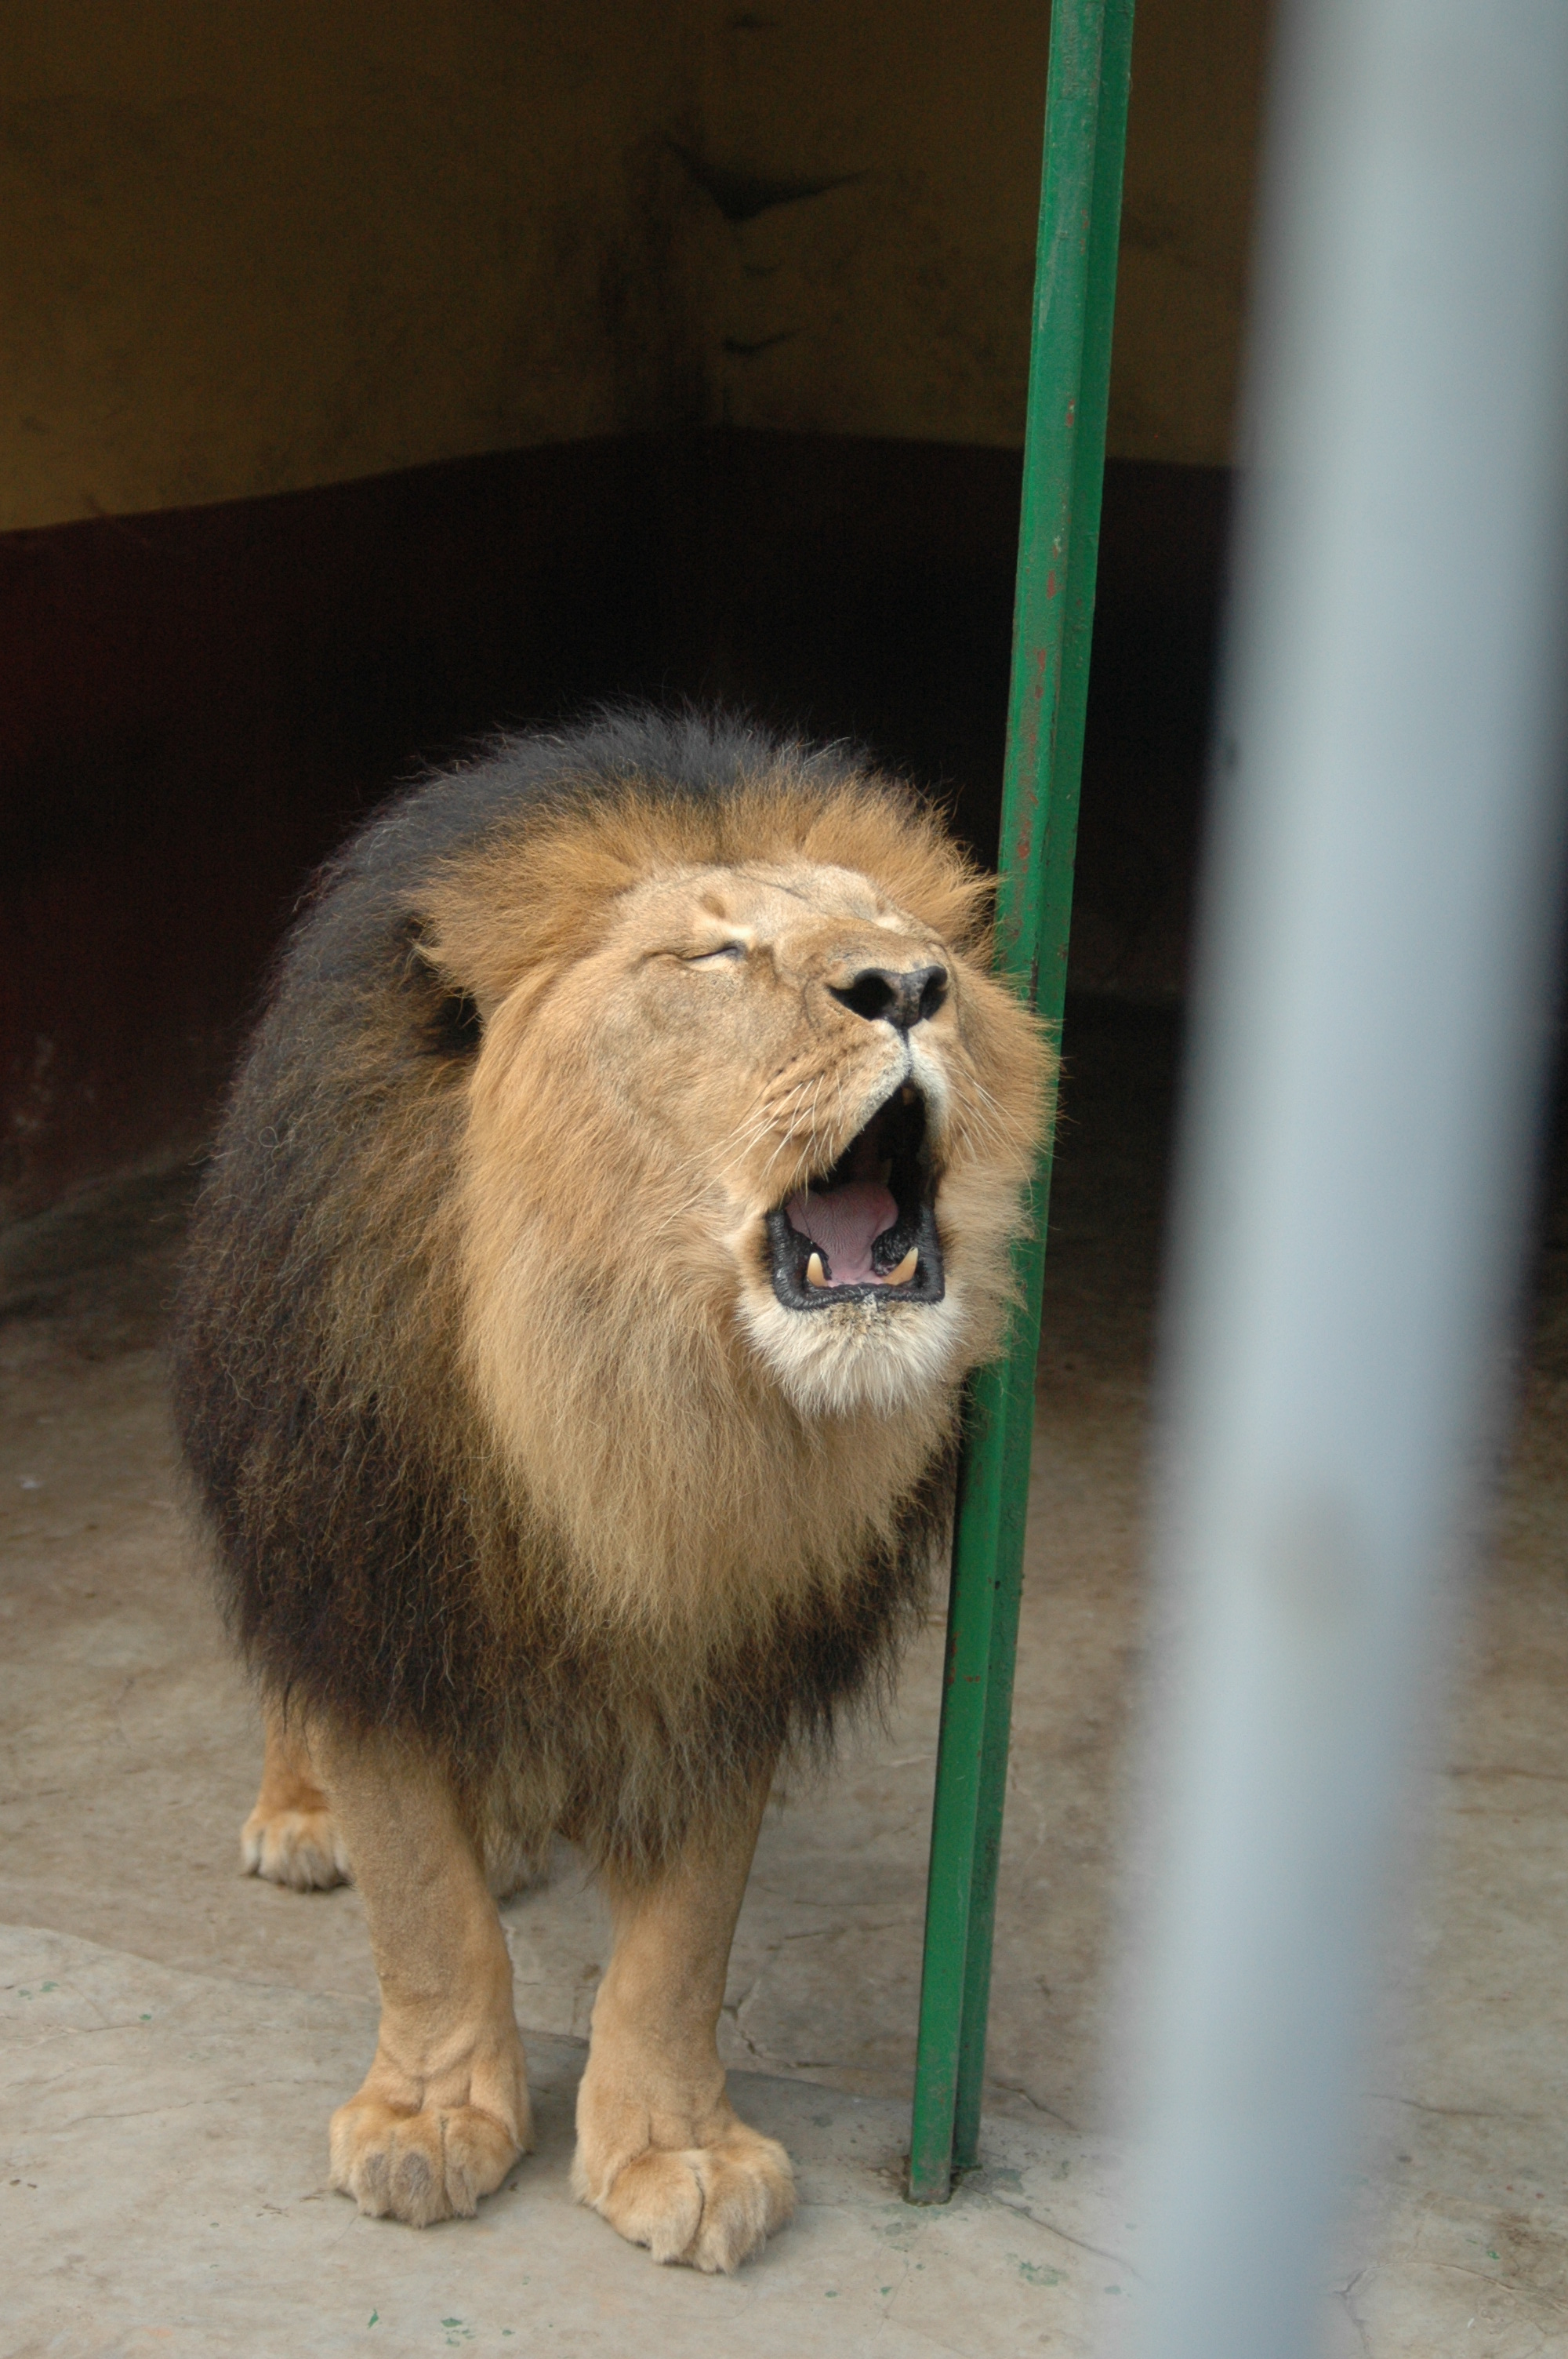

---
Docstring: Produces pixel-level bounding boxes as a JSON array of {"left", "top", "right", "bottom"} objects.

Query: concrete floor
[{"left": 2, "top": 999, "right": 1566, "bottom": 2356}]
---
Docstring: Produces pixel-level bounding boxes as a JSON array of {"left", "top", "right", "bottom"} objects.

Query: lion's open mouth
[{"left": 765, "top": 1081, "right": 945, "bottom": 1311}]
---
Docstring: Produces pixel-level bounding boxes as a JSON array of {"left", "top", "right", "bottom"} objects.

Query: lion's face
[
  {"left": 460, "top": 841, "right": 1041, "bottom": 1425},
  {"left": 578, "top": 860, "right": 967, "bottom": 1416}
]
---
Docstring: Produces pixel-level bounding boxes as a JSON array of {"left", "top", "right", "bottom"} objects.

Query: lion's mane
[{"left": 172, "top": 711, "right": 1044, "bottom": 1874}]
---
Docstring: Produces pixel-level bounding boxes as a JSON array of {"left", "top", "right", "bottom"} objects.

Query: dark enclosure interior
[{"left": 1, "top": 432, "right": 1227, "bottom": 1218}]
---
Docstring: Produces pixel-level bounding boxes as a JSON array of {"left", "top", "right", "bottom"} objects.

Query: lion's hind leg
[
  {"left": 572, "top": 1779, "right": 796, "bottom": 2273},
  {"left": 241, "top": 1696, "right": 351, "bottom": 1891}
]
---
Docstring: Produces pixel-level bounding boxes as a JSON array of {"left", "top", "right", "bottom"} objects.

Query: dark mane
[{"left": 170, "top": 711, "right": 947, "bottom": 1873}]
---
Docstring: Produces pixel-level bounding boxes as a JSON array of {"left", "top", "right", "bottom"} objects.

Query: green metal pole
[
  {"left": 952, "top": 0, "right": 1135, "bottom": 2175},
  {"left": 906, "top": 0, "right": 1134, "bottom": 2205}
]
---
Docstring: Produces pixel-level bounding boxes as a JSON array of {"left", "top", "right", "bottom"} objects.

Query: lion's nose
[{"left": 828, "top": 962, "right": 949, "bottom": 1031}]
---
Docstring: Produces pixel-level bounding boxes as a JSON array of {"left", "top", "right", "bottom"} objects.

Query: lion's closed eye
[{"left": 685, "top": 943, "right": 746, "bottom": 965}]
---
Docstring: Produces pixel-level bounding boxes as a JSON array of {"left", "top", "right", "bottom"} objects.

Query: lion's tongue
[{"left": 784, "top": 1181, "right": 898, "bottom": 1285}]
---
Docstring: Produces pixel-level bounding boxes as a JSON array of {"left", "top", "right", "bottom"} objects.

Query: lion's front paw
[
  {"left": 241, "top": 1799, "right": 350, "bottom": 1890},
  {"left": 329, "top": 2093, "right": 522, "bottom": 2226},
  {"left": 574, "top": 2119, "right": 795, "bottom": 2273}
]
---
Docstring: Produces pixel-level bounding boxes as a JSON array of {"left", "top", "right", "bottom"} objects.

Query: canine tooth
[
  {"left": 886, "top": 1246, "right": 919, "bottom": 1285},
  {"left": 806, "top": 1251, "right": 829, "bottom": 1289}
]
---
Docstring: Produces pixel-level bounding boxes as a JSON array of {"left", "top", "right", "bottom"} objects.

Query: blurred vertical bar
[
  {"left": 907, "top": 0, "right": 1134, "bottom": 2204},
  {"left": 1132, "top": 5, "right": 1568, "bottom": 2355}
]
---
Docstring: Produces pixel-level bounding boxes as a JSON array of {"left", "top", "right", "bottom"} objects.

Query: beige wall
[
  {"left": 684, "top": 0, "right": 1270, "bottom": 463},
  {"left": 1, "top": 0, "right": 1270, "bottom": 534}
]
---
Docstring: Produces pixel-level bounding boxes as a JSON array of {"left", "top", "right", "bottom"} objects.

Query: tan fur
[
  {"left": 311, "top": 1721, "right": 532, "bottom": 2227},
  {"left": 205, "top": 732, "right": 1049, "bottom": 2267},
  {"left": 571, "top": 1767, "right": 794, "bottom": 2270},
  {"left": 241, "top": 1701, "right": 350, "bottom": 1891}
]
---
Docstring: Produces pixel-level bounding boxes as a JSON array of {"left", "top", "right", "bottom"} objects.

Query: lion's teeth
[
  {"left": 806, "top": 1251, "right": 829, "bottom": 1289},
  {"left": 886, "top": 1247, "right": 919, "bottom": 1285}
]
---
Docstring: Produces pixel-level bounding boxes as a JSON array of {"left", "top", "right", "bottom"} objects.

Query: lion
[{"left": 172, "top": 709, "right": 1047, "bottom": 2272}]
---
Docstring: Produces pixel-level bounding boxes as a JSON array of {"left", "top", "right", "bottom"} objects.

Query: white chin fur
[{"left": 739, "top": 1283, "right": 967, "bottom": 1419}]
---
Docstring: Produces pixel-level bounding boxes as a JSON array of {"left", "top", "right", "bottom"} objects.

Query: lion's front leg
[
  {"left": 309, "top": 1721, "right": 531, "bottom": 2226},
  {"left": 572, "top": 1776, "right": 795, "bottom": 2273}
]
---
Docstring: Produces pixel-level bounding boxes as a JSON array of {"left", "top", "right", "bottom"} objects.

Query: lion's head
[{"left": 412, "top": 750, "right": 1048, "bottom": 1619}]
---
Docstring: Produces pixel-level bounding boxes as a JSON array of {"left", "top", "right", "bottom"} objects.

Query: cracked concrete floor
[{"left": 2, "top": 998, "right": 1566, "bottom": 2356}]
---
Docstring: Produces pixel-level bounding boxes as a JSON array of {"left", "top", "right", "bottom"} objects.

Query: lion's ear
[{"left": 400, "top": 918, "right": 488, "bottom": 1056}]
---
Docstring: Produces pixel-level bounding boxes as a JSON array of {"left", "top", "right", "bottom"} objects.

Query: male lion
[{"left": 172, "top": 710, "right": 1046, "bottom": 2271}]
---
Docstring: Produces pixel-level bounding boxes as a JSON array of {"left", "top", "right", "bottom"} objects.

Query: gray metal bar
[{"left": 1129, "top": 4, "right": 1568, "bottom": 2354}]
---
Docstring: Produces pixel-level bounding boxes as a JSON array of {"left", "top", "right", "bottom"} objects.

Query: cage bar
[
  {"left": 907, "top": 0, "right": 1135, "bottom": 2205},
  {"left": 1130, "top": 2, "right": 1568, "bottom": 2350}
]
